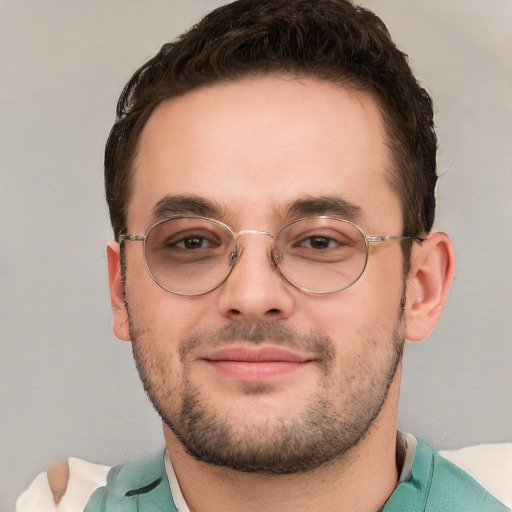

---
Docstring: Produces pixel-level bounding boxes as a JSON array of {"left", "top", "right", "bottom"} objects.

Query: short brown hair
[{"left": 105, "top": 0, "right": 437, "bottom": 243}]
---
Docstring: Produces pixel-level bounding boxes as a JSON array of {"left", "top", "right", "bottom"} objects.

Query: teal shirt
[{"left": 85, "top": 440, "right": 509, "bottom": 511}]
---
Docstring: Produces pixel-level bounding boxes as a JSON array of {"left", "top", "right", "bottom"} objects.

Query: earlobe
[
  {"left": 404, "top": 232, "right": 455, "bottom": 342},
  {"left": 106, "top": 241, "right": 131, "bottom": 342}
]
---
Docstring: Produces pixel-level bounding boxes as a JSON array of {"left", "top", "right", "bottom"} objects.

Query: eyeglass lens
[{"left": 143, "top": 217, "right": 368, "bottom": 295}]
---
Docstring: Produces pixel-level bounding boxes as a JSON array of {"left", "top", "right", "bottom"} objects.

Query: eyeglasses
[{"left": 119, "top": 216, "right": 423, "bottom": 296}]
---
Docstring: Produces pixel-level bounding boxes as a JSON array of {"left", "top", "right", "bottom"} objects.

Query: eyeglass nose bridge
[
  {"left": 236, "top": 229, "right": 274, "bottom": 237},
  {"left": 229, "top": 228, "right": 278, "bottom": 269}
]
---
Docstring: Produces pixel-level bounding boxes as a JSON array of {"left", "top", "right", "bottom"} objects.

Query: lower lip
[{"left": 204, "top": 360, "right": 309, "bottom": 382}]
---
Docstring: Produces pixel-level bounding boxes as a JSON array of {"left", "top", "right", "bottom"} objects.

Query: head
[
  {"left": 105, "top": 0, "right": 437, "bottom": 247},
  {"left": 106, "top": 0, "right": 454, "bottom": 475}
]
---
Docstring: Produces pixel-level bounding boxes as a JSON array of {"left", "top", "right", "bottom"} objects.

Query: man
[{"left": 17, "top": 0, "right": 510, "bottom": 510}]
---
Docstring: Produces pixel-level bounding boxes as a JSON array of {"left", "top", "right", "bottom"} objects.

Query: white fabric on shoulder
[
  {"left": 16, "top": 472, "right": 57, "bottom": 512},
  {"left": 16, "top": 458, "right": 110, "bottom": 512},
  {"left": 439, "top": 442, "right": 512, "bottom": 508}
]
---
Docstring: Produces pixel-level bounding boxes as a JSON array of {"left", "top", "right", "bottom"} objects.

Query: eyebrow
[
  {"left": 284, "top": 196, "right": 363, "bottom": 221},
  {"left": 151, "top": 195, "right": 223, "bottom": 220},
  {"left": 150, "top": 194, "right": 363, "bottom": 224}
]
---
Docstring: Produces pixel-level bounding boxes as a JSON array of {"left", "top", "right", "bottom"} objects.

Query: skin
[
  {"left": 103, "top": 75, "right": 454, "bottom": 512},
  {"left": 47, "top": 460, "right": 69, "bottom": 504}
]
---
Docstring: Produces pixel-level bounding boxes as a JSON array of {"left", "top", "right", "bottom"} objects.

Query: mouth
[{"left": 199, "top": 345, "right": 315, "bottom": 382}]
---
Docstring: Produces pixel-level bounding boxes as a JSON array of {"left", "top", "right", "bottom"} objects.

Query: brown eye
[{"left": 300, "top": 236, "right": 339, "bottom": 250}]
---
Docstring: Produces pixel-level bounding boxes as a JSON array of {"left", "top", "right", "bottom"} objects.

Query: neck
[{"left": 163, "top": 372, "right": 402, "bottom": 512}]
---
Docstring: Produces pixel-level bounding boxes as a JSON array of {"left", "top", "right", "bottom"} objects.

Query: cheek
[
  {"left": 124, "top": 247, "right": 195, "bottom": 335},
  {"left": 307, "top": 265, "right": 405, "bottom": 349},
  {"left": 362, "top": 245, "right": 406, "bottom": 310},
  {"left": 125, "top": 270, "right": 219, "bottom": 359}
]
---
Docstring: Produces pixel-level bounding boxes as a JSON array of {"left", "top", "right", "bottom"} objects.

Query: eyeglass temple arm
[
  {"left": 118, "top": 234, "right": 145, "bottom": 243},
  {"left": 367, "top": 235, "right": 426, "bottom": 243}
]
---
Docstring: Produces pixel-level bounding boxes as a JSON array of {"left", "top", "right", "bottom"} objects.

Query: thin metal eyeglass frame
[{"left": 118, "top": 215, "right": 425, "bottom": 296}]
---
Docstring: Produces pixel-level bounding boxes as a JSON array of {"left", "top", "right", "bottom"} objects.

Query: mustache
[{"left": 179, "top": 321, "right": 335, "bottom": 362}]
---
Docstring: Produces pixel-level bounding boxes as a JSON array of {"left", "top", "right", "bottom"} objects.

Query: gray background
[{"left": 1, "top": 1, "right": 511, "bottom": 510}]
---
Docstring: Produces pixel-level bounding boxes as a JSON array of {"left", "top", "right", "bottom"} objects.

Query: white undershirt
[{"left": 164, "top": 449, "right": 189, "bottom": 512}]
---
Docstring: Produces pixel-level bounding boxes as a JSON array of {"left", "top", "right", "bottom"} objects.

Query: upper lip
[{"left": 201, "top": 346, "right": 314, "bottom": 363}]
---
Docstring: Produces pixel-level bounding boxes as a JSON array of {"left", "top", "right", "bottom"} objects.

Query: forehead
[{"left": 128, "top": 75, "right": 400, "bottom": 230}]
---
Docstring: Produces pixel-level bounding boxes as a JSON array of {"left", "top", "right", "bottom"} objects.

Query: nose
[{"left": 216, "top": 232, "right": 295, "bottom": 323}]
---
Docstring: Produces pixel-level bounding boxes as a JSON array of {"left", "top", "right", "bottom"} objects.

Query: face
[{"left": 115, "top": 76, "right": 409, "bottom": 473}]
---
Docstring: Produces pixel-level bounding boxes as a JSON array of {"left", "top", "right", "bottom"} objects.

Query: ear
[
  {"left": 106, "top": 240, "right": 131, "bottom": 342},
  {"left": 404, "top": 232, "right": 455, "bottom": 342}
]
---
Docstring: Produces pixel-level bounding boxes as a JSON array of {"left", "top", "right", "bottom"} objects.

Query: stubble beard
[{"left": 128, "top": 307, "right": 405, "bottom": 475}]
